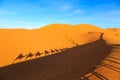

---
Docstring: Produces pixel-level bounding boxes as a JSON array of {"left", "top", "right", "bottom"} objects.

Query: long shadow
[
  {"left": 105, "top": 59, "right": 120, "bottom": 64},
  {"left": 110, "top": 44, "right": 120, "bottom": 46},
  {"left": 101, "top": 63, "right": 120, "bottom": 73},
  {"left": 0, "top": 33, "right": 112, "bottom": 80},
  {"left": 91, "top": 71, "right": 109, "bottom": 80},
  {"left": 81, "top": 67, "right": 108, "bottom": 80},
  {"left": 100, "top": 64, "right": 120, "bottom": 73},
  {"left": 111, "top": 45, "right": 120, "bottom": 50},
  {"left": 102, "top": 63, "right": 120, "bottom": 70},
  {"left": 107, "top": 56, "right": 120, "bottom": 60}
]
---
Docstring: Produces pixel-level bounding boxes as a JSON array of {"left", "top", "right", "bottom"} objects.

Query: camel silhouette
[
  {"left": 35, "top": 51, "right": 42, "bottom": 57},
  {"left": 75, "top": 43, "right": 79, "bottom": 46},
  {"left": 59, "top": 48, "right": 65, "bottom": 52},
  {"left": 50, "top": 49, "right": 55, "bottom": 54},
  {"left": 44, "top": 50, "right": 49, "bottom": 56},
  {"left": 26, "top": 52, "right": 34, "bottom": 60},
  {"left": 63, "top": 48, "right": 69, "bottom": 51},
  {"left": 54, "top": 49, "right": 59, "bottom": 53},
  {"left": 12, "top": 53, "right": 24, "bottom": 64}
]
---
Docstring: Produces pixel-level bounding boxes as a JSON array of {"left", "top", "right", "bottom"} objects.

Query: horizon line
[{"left": 0, "top": 23, "right": 119, "bottom": 30}]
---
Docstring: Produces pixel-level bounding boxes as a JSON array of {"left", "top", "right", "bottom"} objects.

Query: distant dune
[{"left": 107, "top": 28, "right": 120, "bottom": 37}]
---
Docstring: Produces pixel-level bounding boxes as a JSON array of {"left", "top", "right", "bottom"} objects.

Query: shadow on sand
[{"left": 0, "top": 33, "right": 112, "bottom": 80}]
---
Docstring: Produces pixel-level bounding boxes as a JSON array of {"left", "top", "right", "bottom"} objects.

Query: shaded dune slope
[
  {"left": 85, "top": 45, "right": 120, "bottom": 80},
  {"left": 0, "top": 34, "right": 112, "bottom": 80}
]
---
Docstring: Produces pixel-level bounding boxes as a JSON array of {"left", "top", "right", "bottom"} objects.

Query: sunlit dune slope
[
  {"left": 0, "top": 24, "right": 120, "bottom": 67},
  {"left": 107, "top": 28, "right": 120, "bottom": 37},
  {"left": 0, "top": 37, "right": 111, "bottom": 80}
]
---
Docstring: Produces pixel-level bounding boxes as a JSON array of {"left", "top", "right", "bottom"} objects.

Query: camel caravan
[{"left": 12, "top": 48, "right": 69, "bottom": 64}]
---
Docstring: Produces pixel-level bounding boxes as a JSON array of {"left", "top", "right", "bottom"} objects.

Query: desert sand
[
  {"left": 0, "top": 24, "right": 120, "bottom": 80},
  {"left": 0, "top": 33, "right": 112, "bottom": 80}
]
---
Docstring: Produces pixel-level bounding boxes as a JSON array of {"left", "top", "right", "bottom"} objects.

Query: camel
[
  {"left": 35, "top": 51, "right": 42, "bottom": 57},
  {"left": 26, "top": 52, "right": 34, "bottom": 60},
  {"left": 60, "top": 48, "right": 66, "bottom": 52},
  {"left": 44, "top": 50, "right": 49, "bottom": 56},
  {"left": 50, "top": 49, "right": 56, "bottom": 54},
  {"left": 54, "top": 49, "right": 59, "bottom": 53},
  {"left": 63, "top": 48, "right": 69, "bottom": 51},
  {"left": 12, "top": 53, "right": 24, "bottom": 64},
  {"left": 74, "top": 43, "right": 79, "bottom": 46},
  {"left": 59, "top": 49, "right": 64, "bottom": 52}
]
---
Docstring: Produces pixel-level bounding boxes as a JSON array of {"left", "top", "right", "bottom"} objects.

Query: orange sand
[{"left": 0, "top": 24, "right": 120, "bottom": 67}]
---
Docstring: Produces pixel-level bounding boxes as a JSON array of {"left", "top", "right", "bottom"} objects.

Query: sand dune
[
  {"left": 0, "top": 34, "right": 112, "bottom": 80},
  {"left": 0, "top": 24, "right": 120, "bottom": 67},
  {"left": 107, "top": 28, "right": 120, "bottom": 37},
  {"left": 0, "top": 24, "right": 120, "bottom": 80}
]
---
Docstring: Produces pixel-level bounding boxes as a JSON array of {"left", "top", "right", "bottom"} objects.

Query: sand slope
[
  {"left": 0, "top": 24, "right": 120, "bottom": 80},
  {"left": 0, "top": 35, "right": 111, "bottom": 80},
  {"left": 0, "top": 24, "right": 120, "bottom": 67},
  {"left": 107, "top": 28, "right": 120, "bottom": 37}
]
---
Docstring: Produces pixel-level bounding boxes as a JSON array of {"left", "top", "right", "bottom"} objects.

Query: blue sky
[{"left": 0, "top": 0, "right": 120, "bottom": 29}]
